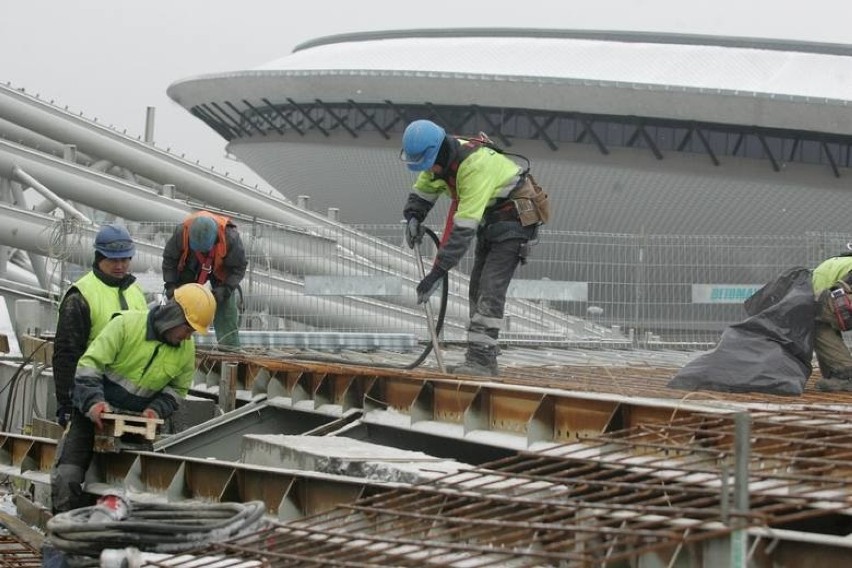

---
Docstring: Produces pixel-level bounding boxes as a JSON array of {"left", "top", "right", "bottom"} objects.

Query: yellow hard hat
[{"left": 173, "top": 283, "right": 216, "bottom": 334}]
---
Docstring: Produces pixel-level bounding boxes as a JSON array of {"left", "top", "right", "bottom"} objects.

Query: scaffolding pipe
[
  {"left": 730, "top": 411, "right": 751, "bottom": 568},
  {"left": 12, "top": 165, "right": 91, "bottom": 223},
  {"left": 0, "top": 84, "right": 594, "bottom": 337},
  {"left": 0, "top": 204, "right": 465, "bottom": 335}
]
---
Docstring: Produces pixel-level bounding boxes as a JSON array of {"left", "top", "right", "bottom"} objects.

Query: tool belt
[
  {"left": 483, "top": 174, "right": 552, "bottom": 227},
  {"left": 483, "top": 200, "right": 519, "bottom": 224},
  {"left": 829, "top": 281, "right": 852, "bottom": 331},
  {"left": 510, "top": 174, "right": 550, "bottom": 226}
]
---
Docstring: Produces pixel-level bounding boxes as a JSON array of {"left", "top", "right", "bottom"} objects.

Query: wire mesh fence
[{"left": 44, "top": 218, "right": 852, "bottom": 349}]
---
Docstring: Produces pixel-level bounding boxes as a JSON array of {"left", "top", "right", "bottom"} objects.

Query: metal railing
[{"left": 45, "top": 221, "right": 848, "bottom": 349}]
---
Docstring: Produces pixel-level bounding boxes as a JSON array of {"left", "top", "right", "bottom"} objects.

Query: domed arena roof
[{"left": 169, "top": 28, "right": 852, "bottom": 135}]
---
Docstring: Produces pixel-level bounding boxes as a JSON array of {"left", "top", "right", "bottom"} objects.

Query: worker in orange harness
[{"left": 162, "top": 211, "right": 247, "bottom": 348}]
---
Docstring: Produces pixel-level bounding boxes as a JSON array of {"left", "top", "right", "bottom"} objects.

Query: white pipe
[
  {"left": 0, "top": 84, "right": 588, "bottom": 336},
  {"left": 12, "top": 165, "right": 91, "bottom": 223},
  {"left": 0, "top": 204, "right": 466, "bottom": 335}
]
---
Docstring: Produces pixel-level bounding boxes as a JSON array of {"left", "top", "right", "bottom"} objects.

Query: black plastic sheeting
[{"left": 669, "top": 267, "right": 816, "bottom": 396}]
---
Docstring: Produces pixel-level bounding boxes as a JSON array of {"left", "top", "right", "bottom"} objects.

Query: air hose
[
  {"left": 402, "top": 226, "right": 449, "bottom": 369},
  {"left": 45, "top": 499, "right": 267, "bottom": 558},
  {"left": 285, "top": 226, "right": 449, "bottom": 371}
]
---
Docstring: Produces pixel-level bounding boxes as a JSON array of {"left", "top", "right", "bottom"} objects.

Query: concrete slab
[{"left": 241, "top": 434, "right": 470, "bottom": 484}]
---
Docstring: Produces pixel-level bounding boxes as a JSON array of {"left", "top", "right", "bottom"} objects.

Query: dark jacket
[{"left": 162, "top": 223, "right": 247, "bottom": 291}]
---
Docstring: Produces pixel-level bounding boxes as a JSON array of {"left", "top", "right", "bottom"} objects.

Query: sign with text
[{"left": 692, "top": 284, "right": 761, "bottom": 304}]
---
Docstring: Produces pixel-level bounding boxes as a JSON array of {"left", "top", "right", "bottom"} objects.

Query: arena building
[{"left": 168, "top": 28, "right": 852, "bottom": 233}]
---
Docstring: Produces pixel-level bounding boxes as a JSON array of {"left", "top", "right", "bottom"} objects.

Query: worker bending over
[
  {"left": 812, "top": 254, "right": 852, "bottom": 391},
  {"left": 399, "top": 119, "right": 548, "bottom": 376},
  {"left": 162, "top": 211, "right": 247, "bottom": 349},
  {"left": 50, "top": 284, "right": 216, "bottom": 513}
]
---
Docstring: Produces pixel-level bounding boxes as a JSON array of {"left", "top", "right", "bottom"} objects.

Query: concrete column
[{"left": 144, "top": 107, "right": 155, "bottom": 143}]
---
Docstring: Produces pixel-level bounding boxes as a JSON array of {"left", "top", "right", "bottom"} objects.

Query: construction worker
[
  {"left": 812, "top": 254, "right": 852, "bottom": 391},
  {"left": 52, "top": 224, "right": 148, "bottom": 428},
  {"left": 50, "top": 283, "right": 216, "bottom": 514},
  {"left": 399, "top": 119, "right": 546, "bottom": 376},
  {"left": 162, "top": 211, "right": 247, "bottom": 348}
]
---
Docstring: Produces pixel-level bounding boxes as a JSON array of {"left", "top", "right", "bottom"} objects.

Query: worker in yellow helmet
[{"left": 49, "top": 284, "right": 216, "bottom": 514}]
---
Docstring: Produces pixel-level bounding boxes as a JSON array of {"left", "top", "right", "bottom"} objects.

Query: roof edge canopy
[{"left": 293, "top": 27, "right": 852, "bottom": 58}]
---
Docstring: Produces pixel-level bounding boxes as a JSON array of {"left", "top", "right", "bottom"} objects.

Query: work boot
[
  {"left": 815, "top": 377, "right": 852, "bottom": 392},
  {"left": 50, "top": 464, "right": 87, "bottom": 514},
  {"left": 450, "top": 345, "right": 498, "bottom": 377}
]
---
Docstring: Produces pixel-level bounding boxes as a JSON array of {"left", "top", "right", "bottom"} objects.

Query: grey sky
[{"left": 3, "top": 0, "right": 850, "bottom": 191}]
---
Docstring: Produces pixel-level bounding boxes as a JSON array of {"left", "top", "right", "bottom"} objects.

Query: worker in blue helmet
[
  {"left": 52, "top": 224, "right": 148, "bottom": 428},
  {"left": 162, "top": 211, "right": 247, "bottom": 348},
  {"left": 399, "top": 119, "right": 549, "bottom": 376}
]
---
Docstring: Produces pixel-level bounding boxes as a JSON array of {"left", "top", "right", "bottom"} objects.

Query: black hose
[
  {"left": 402, "top": 226, "right": 448, "bottom": 370},
  {"left": 284, "top": 226, "right": 449, "bottom": 371},
  {"left": 46, "top": 500, "right": 267, "bottom": 557}
]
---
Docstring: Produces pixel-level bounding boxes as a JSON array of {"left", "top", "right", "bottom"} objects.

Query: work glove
[
  {"left": 212, "top": 286, "right": 232, "bottom": 304},
  {"left": 164, "top": 283, "right": 176, "bottom": 299},
  {"left": 86, "top": 401, "right": 111, "bottom": 430},
  {"left": 416, "top": 267, "right": 447, "bottom": 304},
  {"left": 405, "top": 217, "right": 425, "bottom": 249},
  {"left": 141, "top": 408, "right": 159, "bottom": 420},
  {"left": 56, "top": 404, "right": 72, "bottom": 428}
]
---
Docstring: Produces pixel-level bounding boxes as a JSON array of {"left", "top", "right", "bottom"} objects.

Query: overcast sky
[{"left": 3, "top": 0, "right": 850, "bottom": 190}]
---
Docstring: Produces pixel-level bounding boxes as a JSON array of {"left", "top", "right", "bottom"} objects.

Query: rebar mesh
[{"left": 150, "top": 409, "right": 852, "bottom": 567}]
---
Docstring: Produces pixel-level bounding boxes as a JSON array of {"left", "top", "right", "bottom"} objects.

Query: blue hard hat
[
  {"left": 188, "top": 216, "right": 218, "bottom": 253},
  {"left": 399, "top": 120, "right": 446, "bottom": 172},
  {"left": 94, "top": 224, "right": 135, "bottom": 259}
]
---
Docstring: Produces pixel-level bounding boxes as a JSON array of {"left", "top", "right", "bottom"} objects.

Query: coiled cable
[{"left": 46, "top": 500, "right": 267, "bottom": 558}]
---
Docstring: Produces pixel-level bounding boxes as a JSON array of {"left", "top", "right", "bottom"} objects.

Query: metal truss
[{"left": 188, "top": 99, "right": 852, "bottom": 177}]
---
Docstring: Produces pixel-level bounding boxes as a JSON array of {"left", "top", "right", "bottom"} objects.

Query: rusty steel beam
[
  {"left": 0, "top": 434, "right": 394, "bottom": 522},
  {"left": 196, "top": 354, "right": 726, "bottom": 447}
]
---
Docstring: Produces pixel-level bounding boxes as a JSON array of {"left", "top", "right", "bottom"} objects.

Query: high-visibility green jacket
[
  {"left": 410, "top": 141, "right": 523, "bottom": 271},
  {"left": 73, "top": 309, "right": 195, "bottom": 419},
  {"left": 412, "top": 143, "right": 521, "bottom": 229},
  {"left": 73, "top": 271, "right": 148, "bottom": 343},
  {"left": 813, "top": 255, "right": 852, "bottom": 293}
]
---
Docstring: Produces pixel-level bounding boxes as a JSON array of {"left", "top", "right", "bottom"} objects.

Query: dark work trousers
[
  {"left": 467, "top": 220, "right": 534, "bottom": 352},
  {"left": 213, "top": 292, "right": 240, "bottom": 348},
  {"left": 50, "top": 409, "right": 96, "bottom": 513},
  {"left": 814, "top": 290, "right": 852, "bottom": 379}
]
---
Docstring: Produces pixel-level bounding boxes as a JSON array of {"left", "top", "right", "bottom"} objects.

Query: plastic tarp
[{"left": 668, "top": 267, "right": 816, "bottom": 396}]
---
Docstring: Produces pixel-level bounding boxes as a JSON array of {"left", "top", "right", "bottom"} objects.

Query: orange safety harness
[{"left": 177, "top": 212, "right": 231, "bottom": 283}]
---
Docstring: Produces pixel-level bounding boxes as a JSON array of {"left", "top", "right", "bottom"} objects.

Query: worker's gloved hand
[
  {"left": 56, "top": 404, "right": 72, "bottom": 428},
  {"left": 416, "top": 267, "right": 447, "bottom": 304},
  {"left": 164, "top": 283, "right": 176, "bottom": 299},
  {"left": 86, "top": 401, "right": 111, "bottom": 430},
  {"left": 212, "top": 286, "right": 231, "bottom": 304},
  {"left": 405, "top": 217, "right": 425, "bottom": 249},
  {"left": 141, "top": 408, "right": 159, "bottom": 420}
]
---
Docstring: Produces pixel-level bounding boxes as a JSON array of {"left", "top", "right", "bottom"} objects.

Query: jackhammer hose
[
  {"left": 46, "top": 500, "right": 267, "bottom": 558},
  {"left": 403, "top": 226, "right": 448, "bottom": 370},
  {"left": 285, "top": 226, "right": 449, "bottom": 371}
]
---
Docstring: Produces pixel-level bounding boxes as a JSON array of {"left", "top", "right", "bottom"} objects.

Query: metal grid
[
  {"left": 44, "top": 220, "right": 852, "bottom": 346},
  {"left": 150, "top": 409, "right": 852, "bottom": 567},
  {"left": 0, "top": 534, "right": 41, "bottom": 568}
]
